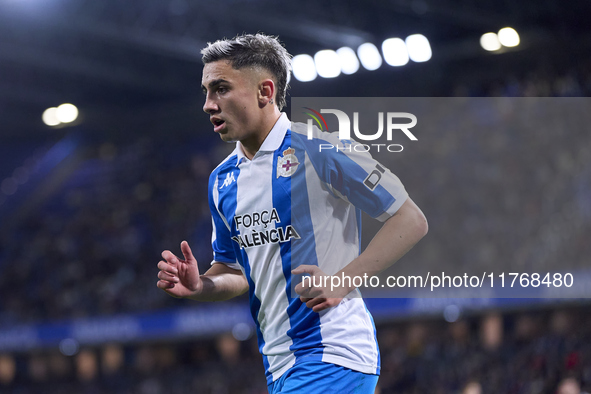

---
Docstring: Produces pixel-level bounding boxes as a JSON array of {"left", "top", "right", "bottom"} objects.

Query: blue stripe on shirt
[
  {"left": 241, "top": 251, "right": 271, "bottom": 379},
  {"left": 209, "top": 156, "right": 239, "bottom": 264},
  {"left": 273, "top": 130, "right": 325, "bottom": 369}
]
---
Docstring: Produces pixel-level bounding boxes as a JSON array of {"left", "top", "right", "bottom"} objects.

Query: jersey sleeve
[
  {"left": 294, "top": 126, "right": 408, "bottom": 222},
  {"left": 208, "top": 171, "right": 241, "bottom": 270}
]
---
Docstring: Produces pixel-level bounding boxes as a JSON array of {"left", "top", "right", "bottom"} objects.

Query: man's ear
[{"left": 259, "top": 79, "right": 276, "bottom": 106}]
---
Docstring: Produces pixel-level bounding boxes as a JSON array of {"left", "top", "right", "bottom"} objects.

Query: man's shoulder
[{"left": 289, "top": 121, "right": 343, "bottom": 150}]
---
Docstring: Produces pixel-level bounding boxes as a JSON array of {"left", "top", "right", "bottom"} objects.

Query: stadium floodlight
[
  {"left": 56, "top": 103, "right": 79, "bottom": 124},
  {"left": 336, "top": 47, "right": 360, "bottom": 75},
  {"left": 357, "top": 43, "right": 382, "bottom": 71},
  {"left": 382, "top": 38, "right": 409, "bottom": 66},
  {"left": 42, "top": 107, "right": 60, "bottom": 126},
  {"left": 292, "top": 54, "right": 317, "bottom": 82},
  {"left": 405, "top": 34, "right": 432, "bottom": 62},
  {"left": 480, "top": 32, "right": 502, "bottom": 51},
  {"left": 498, "top": 27, "right": 520, "bottom": 47},
  {"left": 314, "top": 50, "right": 341, "bottom": 78}
]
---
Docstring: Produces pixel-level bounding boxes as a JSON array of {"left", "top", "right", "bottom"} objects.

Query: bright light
[
  {"left": 42, "top": 107, "right": 60, "bottom": 126},
  {"left": 357, "top": 43, "right": 382, "bottom": 71},
  {"left": 56, "top": 103, "right": 79, "bottom": 123},
  {"left": 292, "top": 54, "right": 317, "bottom": 82},
  {"left": 314, "top": 50, "right": 341, "bottom": 78},
  {"left": 336, "top": 47, "right": 359, "bottom": 75},
  {"left": 480, "top": 32, "right": 502, "bottom": 51},
  {"left": 405, "top": 34, "right": 432, "bottom": 62},
  {"left": 382, "top": 38, "right": 409, "bottom": 66},
  {"left": 498, "top": 27, "right": 520, "bottom": 47}
]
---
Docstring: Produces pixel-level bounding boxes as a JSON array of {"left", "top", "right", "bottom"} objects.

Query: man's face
[{"left": 201, "top": 60, "right": 263, "bottom": 144}]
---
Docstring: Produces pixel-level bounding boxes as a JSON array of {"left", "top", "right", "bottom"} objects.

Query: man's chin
[{"left": 218, "top": 133, "right": 236, "bottom": 143}]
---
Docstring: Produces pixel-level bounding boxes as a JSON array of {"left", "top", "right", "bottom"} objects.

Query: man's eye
[{"left": 218, "top": 87, "right": 228, "bottom": 94}]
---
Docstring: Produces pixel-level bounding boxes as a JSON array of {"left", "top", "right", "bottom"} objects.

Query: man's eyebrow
[{"left": 201, "top": 78, "right": 229, "bottom": 92}]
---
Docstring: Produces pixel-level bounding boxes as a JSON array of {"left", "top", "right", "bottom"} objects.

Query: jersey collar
[{"left": 235, "top": 113, "right": 290, "bottom": 166}]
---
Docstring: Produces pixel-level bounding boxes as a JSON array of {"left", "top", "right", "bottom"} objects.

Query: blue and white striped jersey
[{"left": 208, "top": 113, "right": 408, "bottom": 384}]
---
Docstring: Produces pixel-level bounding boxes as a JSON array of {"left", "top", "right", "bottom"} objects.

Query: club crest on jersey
[{"left": 277, "top": 147, "right": 299, "bottom": 178}]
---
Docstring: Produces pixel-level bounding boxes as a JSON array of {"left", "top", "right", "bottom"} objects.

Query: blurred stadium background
[{"left": 1, "top": 0, "right": 590, "bottom": 393}]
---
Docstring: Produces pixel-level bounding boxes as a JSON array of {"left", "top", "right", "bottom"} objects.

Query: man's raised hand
[{"left": 157, "top": 241, "right": 202, "bottom": 298}]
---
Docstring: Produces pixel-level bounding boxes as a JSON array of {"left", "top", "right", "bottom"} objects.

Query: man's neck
[{"left": 241, "top": 110, "right": 282, "bottom": 160}]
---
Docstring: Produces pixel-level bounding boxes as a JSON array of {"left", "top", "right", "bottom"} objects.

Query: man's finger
[
  {"left": 294, "top": 284, "right": 310, "bottom": 297},
  {"left": 291, "top": 265, "right": 318, "bottom": 275},
  {"left": 314, "top": 298, "right": 342, "bottom": 312},
  {"left": 180, "top": 241, "right": 196, "bottom": 263},
  {"left": 158, "top": 271, "right": 179, "bottom": 282},
  {"left": 161, "top": 250, "right": 179, "bottom": 265},
  {"left": 306, "top": 297, "right": 325, "bottom": 309},
  {"left": 313, "top": 302, "right": 330, "bottom": 313},
  {"left": 295, "top": 282, "right": 324, "bottom": 298},
  {"left": 157, "top": 261, "right": 178, "bottom": 275},
  {"left": 157, "top": 280, "right": 176, "bottom": 289},
  {"left": 294, "top": 283, "right": 305, "bottom": 296}
]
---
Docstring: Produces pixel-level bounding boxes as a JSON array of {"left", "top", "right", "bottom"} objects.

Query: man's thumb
[{"left": 180, "top": 241, "right": 196, "bottom": 262}]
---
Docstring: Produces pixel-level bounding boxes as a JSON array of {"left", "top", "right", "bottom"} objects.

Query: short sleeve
[{"left": 293, "top": 127, "right": 408, "bottom": 222}]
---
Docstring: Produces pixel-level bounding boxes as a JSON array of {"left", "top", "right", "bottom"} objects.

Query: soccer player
[{"left": 157, "top": 33, "right": 428, "bottom": 393}]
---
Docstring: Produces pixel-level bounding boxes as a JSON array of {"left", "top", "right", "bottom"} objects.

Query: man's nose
[{"left": 203, "top": 94, "right": 219, "bottom": 114}]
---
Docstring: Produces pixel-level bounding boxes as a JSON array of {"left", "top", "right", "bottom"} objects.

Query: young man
[{"left": 157, "top": 33, "right": 428, "bottom": 393}]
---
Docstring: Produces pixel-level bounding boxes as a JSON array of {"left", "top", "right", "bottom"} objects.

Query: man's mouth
[{"left": 212, "top": 118, "right": 226, "bottom": 132}]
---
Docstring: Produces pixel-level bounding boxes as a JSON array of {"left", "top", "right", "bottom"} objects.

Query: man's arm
[
  {"left": 293, "top": 197, "right": 428, "bottom": 311},
  {"left": 192, "top": 263, "right": 250, "bottom": 301},
  {"left": 341, "top": 197, "right": 428, "bottom": 279},
  {"left": 157, "top": 241, "right": 249, "bottom": 301}
]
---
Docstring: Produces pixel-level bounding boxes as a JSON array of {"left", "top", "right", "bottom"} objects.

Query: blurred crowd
[
  {"left": 1, "top": 305, "right": 590, "bottom": 394},
  {"left": 376, "top": 306, "right": 591, "bottom": 394},
  {"left": 0, "top": 137, "right": 226, "bottom": 324},
  {"left": 390, "top": 94, "right": 591, "bottom": 279},
  {"left": 454, "top": 60, "right": 591, "bottom": 98}
]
